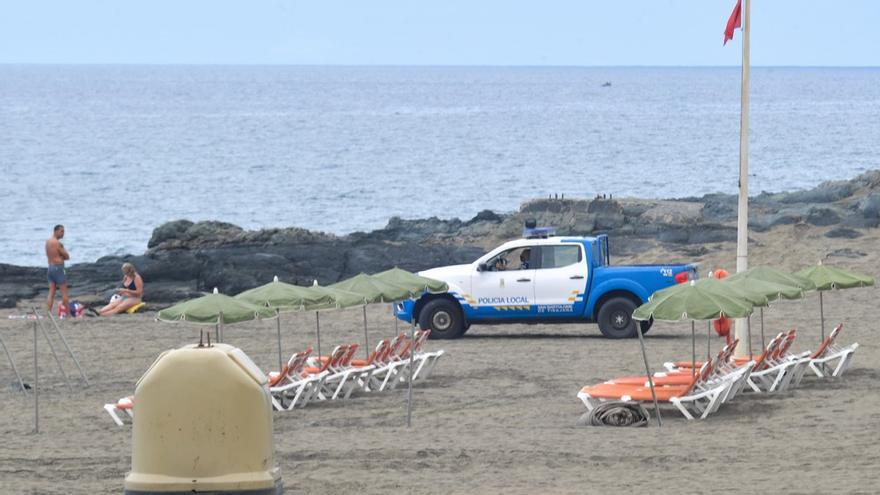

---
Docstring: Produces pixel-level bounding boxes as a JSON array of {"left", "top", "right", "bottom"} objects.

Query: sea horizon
[{"left": 2, "top": 65, "right": 878, "bottom": 266}]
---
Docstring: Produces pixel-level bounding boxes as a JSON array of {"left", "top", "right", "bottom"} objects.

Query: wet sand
[{"left": 1, "top": 226, "right": 878, "bottom": 494}]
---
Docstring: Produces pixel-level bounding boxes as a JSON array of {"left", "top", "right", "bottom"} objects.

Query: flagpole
[{"left": 734, "top": 0, "right": 751, "bottom": 358}]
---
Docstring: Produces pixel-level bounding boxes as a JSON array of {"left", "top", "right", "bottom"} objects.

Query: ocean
[{"left": 1, "top": 65, "right": 878, "bottom": 267}]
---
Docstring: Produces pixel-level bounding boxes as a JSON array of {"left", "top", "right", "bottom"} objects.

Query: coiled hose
[{"left": 582, "top": 401, "right": 651, "bottom": 427}]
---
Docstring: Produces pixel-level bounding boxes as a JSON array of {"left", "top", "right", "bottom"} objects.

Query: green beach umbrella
[
  {"left": 302, "top": 284, "right": 368, "bottom": 310},
  {"left": 372, "top": 267, "right": 448, "bottom": 297},
  {"left": 722, "top": 270, "right": 809, "bottom": 349},
  {"left": 634, "top": 278, "right": 759, "bottom": 322},
  {"left": 330, "top": 273, "right": 413, "bottom": 358},
  {"left": 329, "top": 273, "right": 413, "bottom": 302},
  {"left": 301, "top": 282, "right": 367, "bottom": 359},
  {"left": 633, "top": 276, "right": 770, "bottom": 361},
  {"left": 371, "top": 268, "right": 448, "bottom": 428},
  {"left": 236, "top": 276, "right": 334, "bottom": 310},
  {"left": 726, "top": 265, "right": 816, "bottom": 291},
  {"left": 157, "top": 288, "right": 277, "bottom": 343},
  {"left": 631, "top": 278, "right": 759, "bottom": 426},
  {"left": 796, "top": 261, "right": 875, "bottom": 342},
  {"left": 235, "top": 276, "right": 337, "bottom": 370}
]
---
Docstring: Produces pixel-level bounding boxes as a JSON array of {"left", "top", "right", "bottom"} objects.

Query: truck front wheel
[
  {"left": 419, "top": 299, "right": 465, "bottom": 339},
  {"left": 597, "top": 297, "right": 639, "bottom": 339}
]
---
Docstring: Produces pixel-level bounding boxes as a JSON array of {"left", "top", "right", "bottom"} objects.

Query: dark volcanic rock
[
  {"left": 825, "top": 227, "right": 863, "bottom": 239},
  {"left": 3, "top": 169, "right": 880, "bottom": 309}
]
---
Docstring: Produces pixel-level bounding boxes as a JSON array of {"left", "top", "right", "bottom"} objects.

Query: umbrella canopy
[
  {"left": 795, "top": 262, "right": 875, "bottom": 343},
  {"left": 630, "top": 278, "right": 759, "bottom": 427},
  {"left": 721, "top": 270, "right": 808, "bottom": 352},
  {"left": 726, "top": 265, "right": 816, "bottom": 292},
  {"left": 633, "top": 278, "right": 760, "bottom": 322},
  {"left": 235, "top": 276, "right": 334, "bottom": 311},
  {"left": 795, "top": 262, "right": 875, "bottom": 291},
  {"left": 157, "top": 289, "right": 277, "bottom": 325},
  {"left": 372, "top": 267, "right": 448, "bottom": 295},
  {"left": 304, "top": 284, "right": 368, "bottom": 309},
  {"left": 329, "top": 273, "right": 413, "bottom": 303},
  {"left": 722, "top": 277, "right": 806, "bottom": 302}
]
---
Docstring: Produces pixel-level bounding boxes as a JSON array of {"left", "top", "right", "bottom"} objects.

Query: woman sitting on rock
[{"left": 95, "top": 262, "right": 144, "bottom": 316}]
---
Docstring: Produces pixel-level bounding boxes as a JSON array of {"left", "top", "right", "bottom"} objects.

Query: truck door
[
  {"left": 533, "top": 243, "right": 588, "bottom": 317},
  {"left": 470, "top": 247, "right": 537, "bottom": 319}
]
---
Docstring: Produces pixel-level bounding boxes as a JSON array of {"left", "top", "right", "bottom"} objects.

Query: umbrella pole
[
  {"left": 315, "top": 311, "right": 322, "bottom": 358},
  {"left": 47, "top": 311, "right": 89, "bottom": 386},
  {"left": 707, "top": 321, "right": 711, "bottom": 361},
  {"left": 33, "top": 320, "right": 39, "bottom": 433},
  {"left": 747, "top": 315, "right": 752, "bottom": 360},
  {"left": 362, "top": 306, "right": 370, "bottom": 359},
  {"left": 760, "top": 307, "right": 765, "bottom": 350},
  {"left": 819, "top": 291, "right": 825, "bottom": 343},
  {"left": 0, "top": 330, "right": 27, "bottom": 396},
  {"left": 406, "top": 319, "right": 415, "bottom": 427},
  {"left": 276, "top": 310, "right": 283, "bottom": 371},
  {"left": 691, "top": 321, "right": 696, "bottom": 381},
  {"left": 637, "top": 321, "right": 662, "bottom": 428},
  {"left": 31, "top": 307, "right": 71, "bottom": 390}
]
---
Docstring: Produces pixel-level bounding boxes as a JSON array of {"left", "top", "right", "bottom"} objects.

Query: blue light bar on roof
[{"left": 523, "top": 227, "right": 555, "bottom": 239}]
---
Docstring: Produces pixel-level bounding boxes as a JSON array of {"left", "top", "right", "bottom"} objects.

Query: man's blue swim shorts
[{"left": 47, "top": 264, "right": 67, "bottom": 285}]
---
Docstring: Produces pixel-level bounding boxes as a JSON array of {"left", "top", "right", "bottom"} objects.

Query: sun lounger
[
  {"left": 315, "top": 344, "right": 362, "bottom": 400},
  {"left": 268, "top": 348, "right": 327, "bottom": 410},
  {"left": 330, "top": 340, "right": 391, "bottom": 399},
  {"left": 745, "top": 330, "right": 803, "bottom": 393},
  {"left": 365, "top": 332, "right": 408, "bottom": 392},
  {"left": 104, "top": 395, "right": 134, "bottom": 426},
  {"left": 578, "top": 359, "right": 729, "bottom": 420},
  {"left": 410, "top": 330, "right": 446, "bottom": 381},
  {"left": 612, "top": 340, "right": 740, "bottom": 387},
  {"left": 272, "top": 346, "right": 348, "bottom": 410},
  {"left": 807, "top": 324, "right": 858, "bottom": 378},
  {"left": 579, "top": 344, "right": 756, "bottom": 421}
]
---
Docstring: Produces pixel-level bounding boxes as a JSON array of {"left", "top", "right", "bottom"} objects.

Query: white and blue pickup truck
[{"left": 396, "top": 228, "right": 698, "bottom": 339}]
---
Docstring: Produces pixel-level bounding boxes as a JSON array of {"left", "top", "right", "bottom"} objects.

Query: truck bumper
[{"left": 394, "top": 299, "right": 416, "bottom": 323}]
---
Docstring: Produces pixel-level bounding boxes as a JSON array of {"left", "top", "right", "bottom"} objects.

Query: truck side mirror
[{"left": 477, "top": 263, "right": 489, "bottom": 272}]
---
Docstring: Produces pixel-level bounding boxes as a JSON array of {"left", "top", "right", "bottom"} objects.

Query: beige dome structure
[{"left": 124, "top": 343, "right": 282, "bottom": 494}]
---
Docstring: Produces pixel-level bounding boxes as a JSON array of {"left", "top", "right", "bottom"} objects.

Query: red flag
[{"left": 723, "top": 0, "right": 742, "bottom": 45}]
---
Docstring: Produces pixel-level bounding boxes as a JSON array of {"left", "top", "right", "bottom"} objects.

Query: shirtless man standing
[{"left": 46, "top": 224, "right": 70, "bottom": 314}]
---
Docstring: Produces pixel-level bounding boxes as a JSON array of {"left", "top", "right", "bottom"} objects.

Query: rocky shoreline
[{"left": 3, "top": 170, "right": 878, "bottom": 309}]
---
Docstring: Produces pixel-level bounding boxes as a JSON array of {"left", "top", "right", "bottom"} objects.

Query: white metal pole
[
  {"left": 707, "top": 321, "right": 712, "bottom": 361},
  {"left": 406, "top": 320, "right": 415, "bottom": 427},
  {"left": 733, "top": 0, "right": 752, "bottom": 358},
  {"left": 691, "top": 321, "right": 696, "bottom": 381},
  {"left": 637, "top": 321, "right": 662, "bottom": 427},
  {"left": 362, "top": 306, "right": 370, "bottom": 359},
  {"left": 1, "top": 331, "right": 27, "bottom": 396},
  {"left": 315, "top": 311, "right": 322, "bottom": 358},
  {"left": 33, "top": 320, "right": 39, "bottom": 433},
  {"left": 32, "top": 307, "right": 71, "bottom": 390},
  {"left": 47, "top": 311, "right": 90, "bottom": 386},
  {"left": 276, "top": 310, "right": 283, "bottom": 371}
]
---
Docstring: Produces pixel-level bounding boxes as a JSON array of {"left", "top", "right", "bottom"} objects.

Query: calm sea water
[{"left": 1, "top": 65, "right": 879, "bottom": 267}]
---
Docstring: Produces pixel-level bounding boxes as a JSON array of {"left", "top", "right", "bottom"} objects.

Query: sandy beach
[{"left": 1, "top": 225, "right": 878, "bottom": 495}]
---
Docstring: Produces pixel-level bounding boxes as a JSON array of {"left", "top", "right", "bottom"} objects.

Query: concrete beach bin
[{"left": 124, "top": 343, "right": 283, "bottom": 494}]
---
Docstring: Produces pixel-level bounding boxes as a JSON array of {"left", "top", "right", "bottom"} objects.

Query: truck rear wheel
[
  {"left": 597, "top": 297, "right": 639, "bottom": 339},
  {"left": 419, "top": 299, "right": 464, "bottom": 339}
]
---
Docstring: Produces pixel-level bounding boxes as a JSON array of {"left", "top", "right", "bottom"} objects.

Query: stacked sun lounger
[
  {"left": 268, "top": 329, "right": 445, "bottom": 411},
  {"left": 104, "top": 329, "right": 446, "bottom": 425},
  {"left": 576, "top": 323, "right": 857, "bottom": 421}
]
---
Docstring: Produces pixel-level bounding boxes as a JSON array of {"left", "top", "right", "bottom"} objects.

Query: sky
[{"left": 1, "top": 0, "right": 879, "bottom": 66}]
